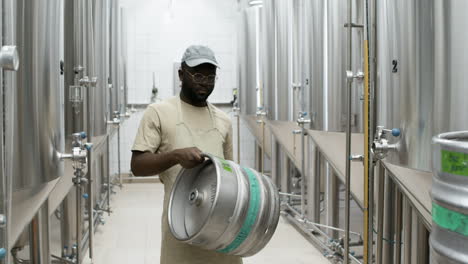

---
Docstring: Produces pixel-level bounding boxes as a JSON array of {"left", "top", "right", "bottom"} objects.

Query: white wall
[{"left": 121, "top": 0, "right": 239, "bottom": 104}]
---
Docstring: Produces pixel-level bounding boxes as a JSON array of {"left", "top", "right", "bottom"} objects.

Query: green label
[
  {"left": 432, "top": 202, "right": 468, "bottom": 237},
  {"left": 220, "top": 159, "right": 232, "bottom": 173},
  {"left": 441, "top": 149, "right": 468, "bottom": 177}
]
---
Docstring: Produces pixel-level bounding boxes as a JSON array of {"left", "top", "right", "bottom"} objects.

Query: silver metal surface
[
  {"left": 93, "top": 0, "right": 111, "bottom": 137},
  {"left": 260, "top": 0, "right": 275, "bottom": 119},
  {"left": 376, "top": 0, "right": 435, "bottom": 172},
  {"left": 433, "top": 0, "right": 468, "bottom": 136},
  {"left": 4, "top": 0, "right": 65, "bottom": 245},
  {"left": 29, "top": 202, "right": 51, "bottom": 264},
  {"left": 168, "top": 154, "right": 280, "bottom": 257},
  {"left": 238, "top": 5, "right": 261, "bottom": 115},
  {"left": 109, "top": 0, "right": 121, "bottom": 115},
  {"left": 431, "top": 131, "right": 468, "bottom": 263},
  {"left": 299, "top": 0, "right": 324, "bottom": 129},
  {"left": 326, "top": 0, "right": 363, "bottom": 133},
  {"left": 0, "top": 46, "right": 19, "bottom": 71}
]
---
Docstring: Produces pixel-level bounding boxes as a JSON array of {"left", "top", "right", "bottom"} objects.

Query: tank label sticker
[
  {"left": 220, "top": 159, "right": 233, "bottom": 173},
  {"left": 432, "top": 202, "right": 468, "bottom": 237},
  {"left": 441, "top": 149, "right": 468, "bottom": 177},
  {"left": 217, "top": 167, "right": 260, "bottom": 254}
]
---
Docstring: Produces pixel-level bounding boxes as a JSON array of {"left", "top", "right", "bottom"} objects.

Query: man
[{"left": 131, "top": 45, "right": 242, "bottom": 264}]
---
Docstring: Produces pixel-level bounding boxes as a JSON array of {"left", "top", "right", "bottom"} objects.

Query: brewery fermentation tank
[
  {"left": 326, "top": 0, "right": 363, "bottom": 132},
  {"left": 94, "top": 0, "right": 111, "bottom": 137},
  {"left": 169, "top": 154, "right": 280, "bottom": 257},
  {"left": 433, "top": 0, "right": 468, "bottom": 136},
  {"left": 299, "top": 0, "right": 324, "bottom": 130},
  {"left": 376, "top": 0, "right": 435, "bottom": 171},
  {"left": 238, "top": 3, "right": 262, "bottom": 116},
  {"left": 110, "top": 0, "right": 122, "bottom": 116},
  {"left": 5, "top": 0, "right": 65, "bottom": 245}
]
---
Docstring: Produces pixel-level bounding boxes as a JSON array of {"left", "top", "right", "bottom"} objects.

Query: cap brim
[{"left": 185, "top": 58, "right": 220, "bottom": 68}]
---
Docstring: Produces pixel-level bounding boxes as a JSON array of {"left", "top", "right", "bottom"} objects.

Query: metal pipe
[
  {"left": 308, "top": 145, "right": 321, "bottom": 223},
  {"left": 394, "top": 188, "right": 402, "bottom": 264},
  {"left": 344, "top": 0, "right": 353, "bottom": 261},
  {"left": 298, "top": 218, "right": 363, "bottom": 239},
  {"left": 416, "top": 220, "right": 429, "bottom": 264},
  {"left": 403, "top": 198, "right": 412, "bottom": 264},
  {"left": 382, "top": 173, "right": 394, "bottom": 264},
  {"left": 107, "top": 136, "right": 111, "bottom": 215},
  {"left": 300, "top": 124, "right": 306, "bottom": 217},
  {"left": 279, "top": 192, "right": 302, "bottom": 199},
  {"left": 236, "top": 109, "right": 241, "bottom": 163},
  {"left": 118, "top": 123, "right": 122, "bottom": 186},
  {"left": 29, "top": 202, "right": 51, "bottom": 264},
  {"left": 366, "top": 0, "right": 377, "bottom": 258},
  {"left": 75, "top": 180, "right": 83, "bottom": 264},
  {"left": 326, "top": 166, "right": 339, "bottom": 239},
  {"left": 376, "top": 163, "right": 385, "bottom": 264}
]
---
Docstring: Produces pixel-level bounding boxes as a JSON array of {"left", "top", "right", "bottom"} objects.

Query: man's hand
[{"left": 172, "top": 147, "right": 205, "bottom": 169}]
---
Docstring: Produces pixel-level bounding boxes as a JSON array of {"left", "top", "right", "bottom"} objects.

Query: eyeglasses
[{"left": 183, "top": 69, "right": 218, "bottom": 85}]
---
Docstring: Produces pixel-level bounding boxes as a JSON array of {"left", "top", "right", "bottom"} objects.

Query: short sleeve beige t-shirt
[{"left": 132, "top": 96, "right": 233, "bottom": 161}]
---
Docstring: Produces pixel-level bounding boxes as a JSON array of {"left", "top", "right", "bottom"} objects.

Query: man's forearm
[{"left": 131, "top": 151, "right": 179, "bottom": 176}]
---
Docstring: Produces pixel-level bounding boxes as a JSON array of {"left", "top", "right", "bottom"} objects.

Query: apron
[{"left": 160, "top": 97, "right": 243, "bottom": 264}]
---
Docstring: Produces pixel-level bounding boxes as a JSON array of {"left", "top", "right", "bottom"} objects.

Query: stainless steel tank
[
  {"left": 93, "top": 0, "right": 110, "bottom": 137},
  {"left": 299, "top": 0, "right": 324, "bottom": 130},
  {"left": 5, "top": 0, "right": 64, "bottom": 245},
  {"left": 273, "top": 0, "right": 293, "bottom": 121},
  {"left": 238, "top": 4, "right": 262, "bottom": 116},
  {"left": 433, "top": 0, "right": 468, "bottom": 136},
  {"left": 375, "top": 0, "right": 435, "bottom": 171},
  {"left": 168, "top": 154, "right": 280, "bottom": 257},
  {"left": 109, "top": 0, "right": 121, "bottom": 116},
  {"left": 326, "top": 0, "right": 363, "bottom": 132},
  {"left": 120, "top": 7, "right": 128, "bottom": 114},
  {"left": 431, "top": 131, "right": 468, "bottom": 263},
  {"left": 260, "top": 0, "right": 276, "bottom": 120}
]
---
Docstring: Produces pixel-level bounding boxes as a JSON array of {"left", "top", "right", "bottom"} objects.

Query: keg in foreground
[
  {"left": 168, "top": 154, "right": 280, "bottom": 257},
  {"left": 431, "top": 131, "right": 468, "bottom": 263}
]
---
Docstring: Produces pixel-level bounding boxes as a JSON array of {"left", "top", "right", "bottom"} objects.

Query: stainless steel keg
[
  {"left": 431, "top": 131, "right": 468, "bottom": 263},
  {"left": 168, "top": 154, "right": 280, "bottom": 257}
]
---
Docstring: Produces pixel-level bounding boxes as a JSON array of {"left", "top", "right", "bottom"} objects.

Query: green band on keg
[
  {"left": 218, "top": 167, "right": 260, "bottom": 254},
  {"left": 441, "top": 150, "right": 468, "bottom": 177},
  {"left": 432, "top": 202, "right": 468, "bottom": 237}
]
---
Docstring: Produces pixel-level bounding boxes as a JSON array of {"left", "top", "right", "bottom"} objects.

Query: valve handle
[
  {"left": 82, "top": 193, "right": 89, "bottom": 199},
  {"left": 391, "top": 128, "right": 401, "bottom": 137},
  {"left": 80, "top": 131, "right": 87, "bottom": 139},
  {"left": 85, "top": 143, "right": 93, "bottom": 151}
]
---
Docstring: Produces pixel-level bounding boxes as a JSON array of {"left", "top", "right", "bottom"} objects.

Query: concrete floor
[{"left": 82, "top": 183, "right": 330, "bottom": 264}]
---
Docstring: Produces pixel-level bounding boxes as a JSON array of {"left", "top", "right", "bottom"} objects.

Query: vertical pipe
[
  {"left": 307, "top": 142, "right": 321, "bottom": 223},
  {"left": 118, "top": 124, "right": 122, "bottom": 186},
  {"left": 236, "top": 112, "right": 241, "bottom": 163},
  {"left": 75, "top": 182, "right": 83, "bottom": 263},
  {"left": 107, "top": 137, "right": 111, "bottom": 213},
  {"left": 30, "top": 202, "right": 51, "bottom": 264},
  {"left": 300, "top": 124, "right": 306, "bottom": 217},
  {"left": 416, "top": 221, "right": 429, "bottom": 264},
  {"left": 376, "top": 164, "right": 385, "bottom": 264},
  {"left": 382, "top": 173, "right": 394, "bottom": 264},
  {"left": 394, "top": 188, "right": 402, "bottom": 264},
  {"left": 326, "top": 166, "right": 338, "bottom": 239},
  {"left": 344, "top": 0, "right": 353, "bottom": 261},
  {"left": 403, "top": 198, "right": 412, "bottom": 264}
]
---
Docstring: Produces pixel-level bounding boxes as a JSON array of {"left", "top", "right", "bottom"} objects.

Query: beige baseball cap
[{"left": 181, "top": 45, "right": 219, "bottom": 68}]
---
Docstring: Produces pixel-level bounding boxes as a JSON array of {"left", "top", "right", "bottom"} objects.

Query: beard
[{"left": 181, "top": 81, "right": 212, "bottom": 103}]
